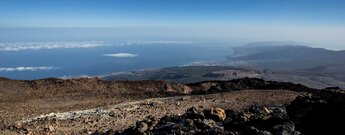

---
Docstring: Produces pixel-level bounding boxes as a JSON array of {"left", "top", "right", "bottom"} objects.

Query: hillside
[
  {"left": 103, "top": 66, "right": 345, "bottom": 89},
  {"left": 0, "top": 77, "right": 316, "bottom": 134},
  {"left": 0, "top": 77, "right": 344, "bottom": 135},
  {"left": 226, "top": 42, "right": 345, "bottom": 71},
  {"left": 115, "top": 90, "right": 345, "bottom": 135}
]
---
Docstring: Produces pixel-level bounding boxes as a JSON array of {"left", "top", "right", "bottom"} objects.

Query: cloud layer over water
[
  {"left": 0, "top": 41, "right": 195, "bottom": 52},
  {"left": 103, "top": 53, "right": 138, "bottom": 58},
  {"left": 0, "top": 41, "right": 111, "bottom": 51},
  {"left": 0, "top": 66, "right": 59, "bottom": 72}
]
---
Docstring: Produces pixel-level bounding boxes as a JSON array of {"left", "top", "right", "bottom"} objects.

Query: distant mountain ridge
[
  {"left": 226, "top": 42, "right": 345, "bottom": 71},
  {"left": 103, "top": 42, "right": 345, "bottom": 89},
  {"left": 103, "top": 66, "right": 345, "bottom": 89}
]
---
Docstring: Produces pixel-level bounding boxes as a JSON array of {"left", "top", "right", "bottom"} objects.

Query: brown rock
[
  {"left": 14, "top": 122, "right": 22, "bottom": 129},
  {"left": 48, "top": 125, "right": 55, "bottom": 132},
  {"left": 210, "top": 108, "right": 226, "bottom": 121}
]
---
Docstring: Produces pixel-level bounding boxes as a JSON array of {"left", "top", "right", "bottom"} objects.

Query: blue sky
[
  {"left": 1, "top": 0, "right": 344, "bottom": 27},
  {"left": 1, "top": 0, "right": 345, "bottom": 49}
]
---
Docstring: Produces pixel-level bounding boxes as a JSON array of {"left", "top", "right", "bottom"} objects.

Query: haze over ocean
[
  {"left": 1, "top": 0, "right": 345, "bottom": 49},
  {"left": 1, "top": 0, "right": 345, "bottom": 79}
]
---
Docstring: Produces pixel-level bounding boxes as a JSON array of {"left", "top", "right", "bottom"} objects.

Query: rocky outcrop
[
  {"left": 287, "top": 90, "right": 345, "bottom": 135},
  {"left": 188, "top": 77, "right": 315, "bottom": 94},
  {"left": 106, "top": 90, "right": 345, "bottom": 135},
  {"left": 110, "top": 106, "right": 300, "bottom": 135}
]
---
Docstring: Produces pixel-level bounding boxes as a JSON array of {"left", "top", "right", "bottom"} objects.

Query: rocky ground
[
  {"left": 3, "top": 90, "right": 301, "bottom": 134},
  {"left": 112, "top": 90, "right": 345, "bottom": 135},
  {"left": 0, "top": 77, "right": 343, "bottom": 135}
]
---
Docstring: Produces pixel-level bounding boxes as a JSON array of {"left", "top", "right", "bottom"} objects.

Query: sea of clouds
[
  {"left": 103, "top": 53, "right": 138, "bottom": 58},
  {"left": 0, "top": 66, "right": 59, "bottom": 72},
  {"left": 0, "top": 41, "right": 111, "bottom": 51},
  {"left": 0, "top": 41, "right": 196, "bottom": 73},
  {"left": 0, "top": 41, "right": 196, "bottom": 52}
]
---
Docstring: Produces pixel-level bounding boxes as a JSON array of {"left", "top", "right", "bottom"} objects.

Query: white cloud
[
  {"left": 103, "top": 53, "right": 138, "bottom": 58},
  {"left": 0, "top": 41, "right": 111, "bottom": 52},
  {"left": 117, "top": 41, "right": 197, "bottom": 46},
  {"left": 0, "top": 41, "right": 196, "bottom": 52},
  {"left": 0, "top": 66, "right": 59, "bottom": 72},
  {"left": 60, "top": 75, "right": 96, "bottom": 79}
]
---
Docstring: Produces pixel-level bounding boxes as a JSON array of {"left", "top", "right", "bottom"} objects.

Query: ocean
[{"left": 0, "top": 41, "right": 232, "bottom": 80}]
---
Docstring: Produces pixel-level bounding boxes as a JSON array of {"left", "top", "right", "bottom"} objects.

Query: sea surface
[{"left": 0, "top": 41, "right": 232, "bottom": 80}]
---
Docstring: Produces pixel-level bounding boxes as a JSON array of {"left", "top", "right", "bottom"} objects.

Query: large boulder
[{"left": 287, "top": 90, "right": 345, "bottom": 135}]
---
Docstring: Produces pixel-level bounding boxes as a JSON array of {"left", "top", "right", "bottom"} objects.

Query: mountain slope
[
  {"left": 103, "top": 66, "right": 345, "bottom": 89},
  {"left": 0, "top": 77, "right": 311, "bottom": 134},
  {"left": 0, "top": 77, "right": 313, "bottom": 124},
  {"left": 227, "top": 43, "right": 345, "bottom": 71}
]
